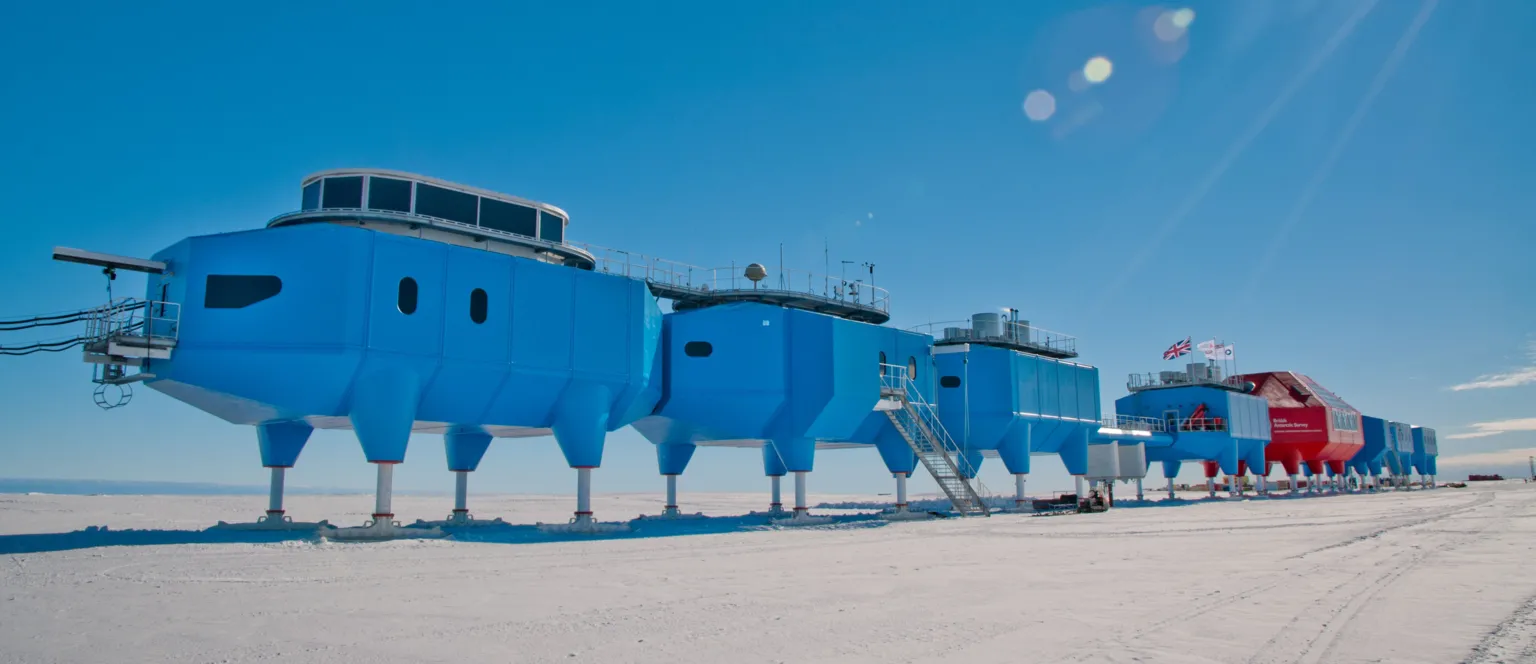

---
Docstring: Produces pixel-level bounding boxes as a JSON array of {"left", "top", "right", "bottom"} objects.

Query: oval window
[
  {"left": 398, "top": 277, "right": 418, "bottom": 315},
  {"left": 684, "top": 341, "right": 713, "bottom": 357},
  {"left": 469, "top": 288, "right": 488, "bottom": 324},
  {"left": 940, "top": 376, "right": 962, "bottom": 388},
  {"left": 908, "top": 357, "right": 918, "bottom": 380},
  {"left": 879, "top": 351, "right": 887, "bottom": 375}
]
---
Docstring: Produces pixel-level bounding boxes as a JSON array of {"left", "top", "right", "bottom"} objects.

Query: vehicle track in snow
[
  {"left": 1463, "top": 595, "right": 1536, "bottom": 664},
  {"left": 1248, "top": 492, "right": 1500, "bottom": 664}
]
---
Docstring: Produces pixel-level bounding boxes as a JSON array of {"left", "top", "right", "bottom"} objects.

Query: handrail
[
  {"left": 578, "top": 244, "right": 892, "bottom": 316},
  {"left": 1176, "top": 417, "right": 1228, "bottom": 433},
  {"left": 1127, "top": 371, "right": 1249, "bottom": 392},
  {"left": 879, "top": 363, "right": 991, "bottom": 500},
  {"left": 1100, "top": 414, "right": 1168, "bottom": 433},
  {"left": 909, "top": 319, "right": 1077, "bottom": 356}
]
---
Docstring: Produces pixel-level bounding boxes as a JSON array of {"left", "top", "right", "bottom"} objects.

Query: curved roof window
[
  {"left": 480, "top": 197, "right": 538, "bottom": 237},
  {"left": 321, "top": 176, "right": 363, "bottom": 209},
  {"left": 540, "top": 211, "right": 565, "bottom": 243},
  {"left": 415, "top": 184, "right": 478, "bottom": 225},
  {"left": 301, "top": 181, "right": 321, "bottom": 211},
  {"left": 367, "top": 176, "right": 412, "bottom": 213}
]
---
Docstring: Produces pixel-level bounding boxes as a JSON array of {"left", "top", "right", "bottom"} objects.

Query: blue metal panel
[
  {"left": 511, "top": 261, "right": 574, "bottom": 371},
  {"left": 366, "top": 234, "right": 446, "bottom": 356},
  {"left": 1412, "top": 426, "right": 1438, "bottom": 474},
  {"left": 1077, "top": 364, "right": 1100, "bottom": 423},
  {"left": 1355, "top": 416, "right": 1391, "bottom": 475}
]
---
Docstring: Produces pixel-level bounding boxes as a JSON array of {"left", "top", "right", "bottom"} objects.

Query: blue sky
[{"left": 1, "top": 1, "right": 1532, "bottom": 500}]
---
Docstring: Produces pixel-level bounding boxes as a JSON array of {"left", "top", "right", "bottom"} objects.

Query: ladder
[{"left": 880, "top": 368, "right": 990, "bottom": 517}]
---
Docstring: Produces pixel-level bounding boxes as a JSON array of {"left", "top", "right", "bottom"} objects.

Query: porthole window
[
  {"left": 940, "top": 376, "right": 962, "bottom": 388},
  {"left": 469, "top": 288, "right": 488, "bottom": 324},
  {"left": 684, "top": 341, "right": 713, "bottom": 357},
  {"left": 398, "top": 277, "right": 418, "bottom": 315},
  {"left": 908, "top": 357, "right": 918, "bottom": 381}
]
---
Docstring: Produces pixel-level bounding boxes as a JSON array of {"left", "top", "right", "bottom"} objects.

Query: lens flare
[
  {"left": 1083, "top": 56, "right": 1114, "bottom": 84},
  {"left": 1023, "top": 90, "right": 1057, "bottom": 121}
]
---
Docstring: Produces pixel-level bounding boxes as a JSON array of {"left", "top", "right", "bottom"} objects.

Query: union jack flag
[{"left": 1163, "top": 336, "right": 1192, "bottom": 360}]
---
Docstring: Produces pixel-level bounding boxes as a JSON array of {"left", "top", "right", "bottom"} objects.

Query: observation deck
[
  {"left": 269, "top": 169, "right": 891, "bottom": 323},
  {"left": 914, "top": 311, "right": 1078, "bottom": 359},
  {"left": 267, "top": 169, "right": 596, "bottom": 269},
  {"left": 1127, "top": 362, "right": 1251, "bottom": 393},
  {"left": 581, "top": 248, "right": 891, "bottom": 324}
]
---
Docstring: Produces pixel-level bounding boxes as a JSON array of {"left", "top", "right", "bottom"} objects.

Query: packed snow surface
[{"left": 3, "top": 483, "right": 1535, "bottom": 663}]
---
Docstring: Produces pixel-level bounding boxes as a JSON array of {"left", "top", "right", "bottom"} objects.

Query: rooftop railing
[
  {"left": 910, "top": 319, "right": 1078, "bottom": 357},
  {"left": 1127, "top": 371, "right": 1249, "bottom": 392},
  {"left": 577, "top": 244, "right": 891, "bottom": 317},
  {"left": 1099, "top": 414, "right": 1168, "bottom": 433}
]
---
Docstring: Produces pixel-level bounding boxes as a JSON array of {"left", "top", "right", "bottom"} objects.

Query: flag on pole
[
  {"left": 1163, "top": 336, "right": 1192, "bottom": 360},
  {"left": 1197, "top": 339, "right": 1219, "bottom": 360},
  {"left": 1219, "top": 343, "right": 1235, "bottom": 360}
]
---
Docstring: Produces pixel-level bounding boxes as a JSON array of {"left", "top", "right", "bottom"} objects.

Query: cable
[
  {"left": 0, "top": 338, "right": 89, "bottom": 356},
  {"left": 0, "top": 301, "right": 143, "bottom": 332}
]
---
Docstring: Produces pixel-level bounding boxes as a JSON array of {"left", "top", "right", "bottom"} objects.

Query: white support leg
[
  {"left": 214, "top": 466, "right": 335, "bottom": 532},
  {"left": 793, "top": 471, "right": 808, "bottom": 514},
  {"left": 1257, "top": 475, "right": 1268, "bottom": 496},
  {"left": 325, "top": 462, "right": 446, "bottom": 540},
  {"left": 1015, "top": 474, "right": 1027, "bottom": 510},
  {"left": 779, "top": 471, "right": 831, "bottom": 525},
  {"left": 267, "top": 467, "right": 286, "bottom": 518},
  {"left": 664, "top": 475, "right": 679, "bottom": 516},
  {"left": 882, "top": 472, "right": 931, "bottom": 521},
  {"left": 1167, "top": 477, "right": 1176, "bottom": 500},
  {"left": 1229, "top": 475, "right": 1241, "bottom": 498},
  {"left": 1075, "top": 476, "right": 1086, "bottom": 502},
  {"left": 1429, "top": 474, "right": 1435, "bottom": 488},
  {"left": 576, "top": 467, "right": 592, "bottom": 521},
  {"left": 374, "top": 462, "right": 395, "bottom": 521},
  {"left": 1135, "top": 478, "right": 1144, "bottom": 501},
  {"left": 1207, "top": 477, "right": 1216, "bottom": 498},
  {"left": 771, "top": 475, "right": 784, "bottom": 513},
  {"left": 534, "top": 467, "right": 629, "bottom": 534},
  {"left": 411, "top": 469, "right": 508, "bottom": 529},
  {"left": 454, "top": 470, "right": 469, "bottom": 515}
]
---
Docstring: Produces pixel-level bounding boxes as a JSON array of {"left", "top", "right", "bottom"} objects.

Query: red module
[{"left": 1237, "top": 371, "right": 1364, "bottom": 479}]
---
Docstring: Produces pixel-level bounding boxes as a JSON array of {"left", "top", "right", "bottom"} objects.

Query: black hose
[{"left": 0, "top": 301, "right": 143, "bottom": 332}]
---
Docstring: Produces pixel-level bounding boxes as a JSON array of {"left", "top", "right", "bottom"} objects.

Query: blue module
[
  {"left": 123, "top": 170, "right": 664, "bottom": 534},
  {"left": 1356, "top": 417, "right": 1414, "bottom": 488},
  {"left": 1114, "top": 374, "right": 1271, "bottom": 497},
  {"left": 1386, "top": 420, "right": 1414, "bottom": 478},
  {"left": 1355, "top": 416, "right": 1391, "bottom": 479},
  {"left": 927, "top": 313, "right": 1101, "bottom": 503},
  {"left": 1411, "top": 426, "right": 1439, "bottom": 482},
  {"left": 632, "top": 301, "right": 930, "bottom": 515}
]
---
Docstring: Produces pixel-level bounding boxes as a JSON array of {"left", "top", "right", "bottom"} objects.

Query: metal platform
[
  {"left": 581, "top": 247, "right": 892, "bottom": 324},
  {"left": 913, "top": 311, "right": 1078, "bottom": 359}
]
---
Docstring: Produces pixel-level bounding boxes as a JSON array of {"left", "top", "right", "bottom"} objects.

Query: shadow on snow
[{"left": 0, "top": 512, "right": 893, "bottom": 555}]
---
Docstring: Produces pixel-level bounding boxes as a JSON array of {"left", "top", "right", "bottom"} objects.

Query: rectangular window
[
  {"left": 367, "top": 176, "right": 412, "bottom": 213},
  {"left": 540, "top": 211, "right": 564, "bottom": 243},
  {"left": 302, "top": 181, "right": 321, "bottom": 210},
  {"left": 320, "top": 176, "right": 364, "bottom": 209},
  {"left": 414, "top": 184, "right": 479, "bottom": 225},
  {"left": 478, "top": 197, "right": 538, "bottom": 236}
]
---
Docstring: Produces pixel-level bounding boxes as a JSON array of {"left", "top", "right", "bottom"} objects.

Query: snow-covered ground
[{"left": 2, "top": 482, "right": 1534, "bottom": 663}]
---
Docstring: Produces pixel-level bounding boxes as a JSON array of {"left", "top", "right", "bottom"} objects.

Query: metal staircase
[{"left": 879, "top": 366, "right": 990, "bottom": 517}]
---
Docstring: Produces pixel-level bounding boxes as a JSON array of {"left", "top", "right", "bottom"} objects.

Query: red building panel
[{"left": 1238, "top": 371, "right": 1363, "bottom": 476}]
